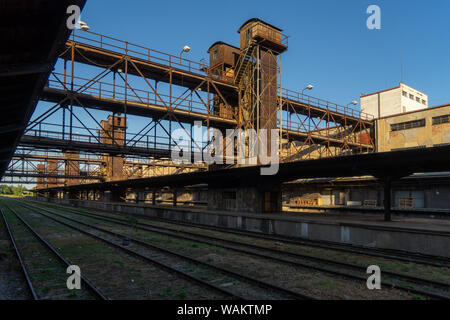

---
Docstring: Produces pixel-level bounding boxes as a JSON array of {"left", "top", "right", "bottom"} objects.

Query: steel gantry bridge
[{"left": 1, "top": 4, "right": 375, "bottom": 189}]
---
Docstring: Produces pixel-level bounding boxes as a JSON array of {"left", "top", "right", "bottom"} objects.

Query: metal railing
[
  {"left": 279, "top": 118, "right": 371, "bottom": 145},
  {"left": 280, "top": 88, "right": 374, "bottom": 121},
  {"left": 24, "top": 122, "right": 206, "bottom": 153},
  {"left": 47, "top": 73, "right": 232, "bottom": 118},
  {"left": 70, "top": 30, "right": 209, "bottom": 74},
  {"left": 248, "top": 23, "right": 289, "bottom": 48},
  {"left": 68, "top": 32, "right": 374, "bottom": 123}
]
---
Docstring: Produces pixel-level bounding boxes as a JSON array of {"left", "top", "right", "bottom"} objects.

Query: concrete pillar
[
  {"left": 110, "top": 189, "right": 126, "bottom": 203},
  {"left": 173, "top": 189, "right": 178, "bottom": 207},
  {"left": 64, "top": 150, "right": 80, "bottom": 186},
  {"left": 137, "top": 191, "right": 146, "bottom": 204},
  {"left": 101, "top": 116, "right": 126, "bottom": 182},
  {"left": 68, "top": 190, "right": 80, "bottom": 200},
  {"left": 383, "top": 177, "right": 392, "bottom": 222},
  {"left": 49, "top": 190, "right": 58, "bottom": 199},
  {"left": 208, "top": 184, "right": 282, "bottom": 213},
  {"left": 104, "top": 191, "right": 112, "bottom": 202}
]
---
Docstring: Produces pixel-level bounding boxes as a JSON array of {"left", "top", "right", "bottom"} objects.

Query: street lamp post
[
  {"left": 346, "top": 100, "right": 359, "bottom": 116},
  {"left": 79, "top": 21, "right": 90, "bottom": 31},
  {"left": 295, "top": 84, "right": 315, "bottom": 126},
  {"left": 301, "top": 84, "right": 314, "bottom": 96},
  {"left": 180, "top": 45, "right": 191, "bottom": 63}
]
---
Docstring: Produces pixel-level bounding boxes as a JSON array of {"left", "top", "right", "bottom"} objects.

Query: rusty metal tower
[{"left": 234, "top": 18, "right": 288, "bottom": 158}]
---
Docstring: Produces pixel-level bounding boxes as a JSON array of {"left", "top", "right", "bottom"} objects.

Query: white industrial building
[{"left": 360, "top": 83, "right": 428, "bottom": 118}]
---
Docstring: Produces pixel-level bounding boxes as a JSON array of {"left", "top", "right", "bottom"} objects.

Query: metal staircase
[{"left": 234, "top": 43, "right": 256, "bottom": 85}]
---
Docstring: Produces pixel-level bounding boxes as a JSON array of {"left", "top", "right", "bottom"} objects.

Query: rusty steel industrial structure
[{"left": 2, "top": 17, "right": 375, "bottom": 188}]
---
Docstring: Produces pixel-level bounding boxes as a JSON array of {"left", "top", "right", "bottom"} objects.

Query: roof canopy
[
  {"left": 237, "top": 18, "right": 283, "bottom": 33},
  {"left": 207, "top": 41, "right": 240, "bottom": 53}
]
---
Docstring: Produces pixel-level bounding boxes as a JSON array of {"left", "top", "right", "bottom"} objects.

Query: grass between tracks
[{"left": 28, "top": 202, "right": 429, "bottom": 300}]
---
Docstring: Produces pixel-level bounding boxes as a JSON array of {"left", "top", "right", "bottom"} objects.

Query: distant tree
[{"left": 0, "top": 184, "right": 28, "bottom": 196}]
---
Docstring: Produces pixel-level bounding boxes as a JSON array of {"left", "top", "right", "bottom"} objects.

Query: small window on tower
[
  {"left": 213, "top": 49, "right": 218, "bottom": 60},
  {"left": 246, "top": 28, "right": 252, "bottom": 40}
]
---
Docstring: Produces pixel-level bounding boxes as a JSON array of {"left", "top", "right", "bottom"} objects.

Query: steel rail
[
  {"left": 12, "top": 202, "right": 243, "bottom": 300},
  {"left": 2, "top": 202, "right": 108, "bottom": 300},
  {"left": 18, "top": 201, "right": 315, "bottom": 300},
  {"left": 25, "top": 201, "right": 449, "bottom": 300},
  {"left": 132, "top": 212, "right": 450, "bottom": 266},
  {"left": 36, "top": 199, "right": 449, "bottom": 268},
  {"left": 63, "top": 208, "right": 450, "bottom": 299},
  {"left": 0, "top": 208, "right": 38, "bottom": 300},
  {"left": 64, "top": 208, "right": 450, "bottom": 292}
]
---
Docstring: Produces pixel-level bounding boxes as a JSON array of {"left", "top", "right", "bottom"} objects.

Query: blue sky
[
  {"left": 79, "top": 0, "right": 450, "bottom": 107},
  {"left": 8, "top": 0, "right": 450, "bottom": 186}
]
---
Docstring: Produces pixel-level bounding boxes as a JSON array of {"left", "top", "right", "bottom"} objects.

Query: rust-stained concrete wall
[
  {"left": 376, "top": 105, "right": 450, "bottom": 152},
  {"left": 100, "top": 115, "right": 126, "bottom": 181},
  {"left": 64, "top": 151, "right": 80, "bottom": 186},
  {"left": 284, "top": 182, "right": 450, "bottom": 210},
  {"left": 208, "top": 187, "right": 281, "bottom": 213}
]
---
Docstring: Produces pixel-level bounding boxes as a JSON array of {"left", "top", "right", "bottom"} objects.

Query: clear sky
[
  {"left": 79, "top": 0, "right": 450, "bottom": 107},
  {"left": 7, "top": 0, "right": 450, "bottom": 187}
]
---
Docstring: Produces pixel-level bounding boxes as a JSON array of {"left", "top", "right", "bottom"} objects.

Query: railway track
[
  {"left": 33, "top": 199, "right": 449, "bottom": 268},
  {"left": 0, "top": 205, "right": 106, "bottom": 300},
  {"left": 3, "top": 202, "right": 240, "bottom": 300},
  {"left": 23, "top": 200, "right": 450, "bottom": 300},
  {"left": 137, "top": 216, "right": 450, "bottom": 267},
  {"left": 10, "top": 200, "right": 316, "bottom": 300},
  {"left": 159, "top": 219, "right": 450, "bottom": 267},
  {"left": 1, "top": 208, "right": 37, "bottom": 300}
]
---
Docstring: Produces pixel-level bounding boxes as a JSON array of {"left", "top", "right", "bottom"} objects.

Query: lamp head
[{"left": 78, "top": 21, "right": 90, "bottom": 31}]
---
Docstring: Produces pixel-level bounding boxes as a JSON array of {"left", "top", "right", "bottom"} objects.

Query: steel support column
[{"left": 383, "top": 176, "right": 392, "bottom": 222}]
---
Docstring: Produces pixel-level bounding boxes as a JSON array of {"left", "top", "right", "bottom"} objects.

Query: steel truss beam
[{"left": 11, "top": 29, "right": 375, "bottom": 187}]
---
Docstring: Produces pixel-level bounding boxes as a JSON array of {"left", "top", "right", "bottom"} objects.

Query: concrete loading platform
[{"left": 39, "top": 197, "right": 450, "bottom": 259}]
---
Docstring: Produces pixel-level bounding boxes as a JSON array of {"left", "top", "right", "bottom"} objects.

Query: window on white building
[
  {"left": 402, "top": 91, "right": 407, "bottom": 97},
  {"left": 409, "top": 94, "right": 414, "bottom": 100},
  {"left": 422, "top": 99, "right": 427, "bottom": 105}
]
